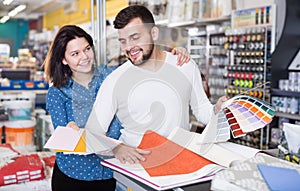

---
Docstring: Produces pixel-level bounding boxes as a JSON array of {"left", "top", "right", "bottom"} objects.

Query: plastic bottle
[{"left": 290, "top": 97, "right": 298, "bottom": 114}]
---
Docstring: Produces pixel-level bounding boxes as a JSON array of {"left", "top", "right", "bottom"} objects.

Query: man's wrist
[{"left": 213, "top": 105, "right": 217, "bottom": 114}]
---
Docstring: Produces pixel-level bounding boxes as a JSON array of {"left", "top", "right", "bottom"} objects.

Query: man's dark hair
[{"left": 113, "top": 5, "right": 155, "bottom": 29}]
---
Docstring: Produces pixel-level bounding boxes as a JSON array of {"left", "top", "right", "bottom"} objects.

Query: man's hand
[
  {"left": 171, "top": 47, "right": 190, "bottom": 66},
  {"left": 215, "top": 95, "right": 229, "bottom": 113},
  {"left": 112, "top": 143, "right": 151, "bottom": 164}
]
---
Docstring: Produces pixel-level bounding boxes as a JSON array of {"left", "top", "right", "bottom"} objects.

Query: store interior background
[
  {"left": 0, "top": 0, "right": 299, "bottom": 165},
  {"left": 0, "top": 0, "right": 300, "bottom": 190}
]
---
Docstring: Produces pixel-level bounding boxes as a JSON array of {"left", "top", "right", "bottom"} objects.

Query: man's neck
[{"left": 139, "top": 48, "right": 166, "bottom": 72}]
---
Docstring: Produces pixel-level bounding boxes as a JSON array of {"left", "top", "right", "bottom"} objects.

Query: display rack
[
  {"left": 187, "top": 31, "right": 207, "bottom": 77},
  {"left": 269, "top": 0, "right": 300, "bottom": 151},
  {"left": 186, "top": 19, "right": 230, "bottom": 104},
  {"left": 218, "top": 4, "right": 277, "bottom": 150},
  {"left": 224, "top": 26, "right": 273, "bottom": 149},
  {"left": 0, "top": 80, "right": 48, "bottom": 91},
  {"left": 207, "top": 32, "right": 228, "bottom": 104}
]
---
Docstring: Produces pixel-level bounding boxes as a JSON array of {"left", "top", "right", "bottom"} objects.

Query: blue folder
[{"left": 257, "top": 164, "right": 300, "bottom": 191}]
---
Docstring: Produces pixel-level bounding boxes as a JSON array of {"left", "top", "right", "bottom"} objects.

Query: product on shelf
[{"left": 223, "top": 25, "right": 273, "bottom": 149}]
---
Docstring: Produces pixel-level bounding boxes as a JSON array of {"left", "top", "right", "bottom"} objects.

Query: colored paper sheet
[
  {"left": 138, "top": 130, "right": 214, "bottom": 177},
  {"left": 257, "top": 164, "right": 300, "bottom": 191},
  {"left": 44, "top": 126, "right": 84, "bottom": 151},
  {"left": 44, "top": 125, "right": 121, "bottom": 154}
]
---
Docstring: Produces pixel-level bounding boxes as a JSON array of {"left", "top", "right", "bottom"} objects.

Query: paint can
[
  {"left": 4, "top": 120, "right": 36, "bottom": 147},
  {"left": 3, "top": 100, "right": 32, "bottom": 120}
]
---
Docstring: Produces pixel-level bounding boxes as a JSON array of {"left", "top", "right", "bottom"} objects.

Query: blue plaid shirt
[{"left": 46, "top": 65, "right": 122, "bottom": 180}]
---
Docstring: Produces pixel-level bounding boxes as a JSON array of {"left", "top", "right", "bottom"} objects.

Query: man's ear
[{"left": 151, "top": 26, "right": 159, "bottom": 41}]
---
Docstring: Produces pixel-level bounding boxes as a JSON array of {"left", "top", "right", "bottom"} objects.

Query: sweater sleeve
[
  {"left": 189, "top": 60, "right": 214, "bottom": 125},
  {"left": 85, "top": 73, "right": 122, "bottom": 154}
]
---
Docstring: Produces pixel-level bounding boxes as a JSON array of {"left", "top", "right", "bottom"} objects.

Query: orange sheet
[{"left": 138, "top": 130, "right": 214, "bottom": 177}]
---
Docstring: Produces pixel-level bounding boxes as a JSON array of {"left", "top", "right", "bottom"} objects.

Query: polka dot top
[{"left": 46, "top": 65, "right": 122, "bottom": 181}]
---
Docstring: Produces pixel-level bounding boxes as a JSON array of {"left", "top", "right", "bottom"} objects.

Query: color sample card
[{"left": 221, "top": 95, "right": 275, "bottom": 138}]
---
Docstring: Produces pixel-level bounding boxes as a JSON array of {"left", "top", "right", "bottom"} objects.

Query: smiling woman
[{"left": 43, "top": 25, "right": 123, "bottom": 191}]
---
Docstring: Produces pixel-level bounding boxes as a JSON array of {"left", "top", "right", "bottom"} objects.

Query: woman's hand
[
  {"left": 112, "top": 143, "right": 151, "bottom": 164},
  {"left": 66, "top": 121, "right": 80, "bottom": 131},
  {"left": 171, "top": 47, "right": 190, "bottom": 66}
]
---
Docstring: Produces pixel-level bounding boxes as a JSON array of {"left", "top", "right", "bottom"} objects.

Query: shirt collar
[{"left": 64, "top": 67, "right": 100, "bottom": 88}]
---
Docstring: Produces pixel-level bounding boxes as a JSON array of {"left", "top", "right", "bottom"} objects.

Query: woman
[{"left": 44, "top": 25, "right": 190, "bottom": 191}]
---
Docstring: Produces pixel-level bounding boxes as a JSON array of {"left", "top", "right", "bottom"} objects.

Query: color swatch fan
[{"left": 221, "top": 95, "right": 275, "bottom": 138}]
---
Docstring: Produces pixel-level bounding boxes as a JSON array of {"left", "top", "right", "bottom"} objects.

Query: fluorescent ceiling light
[
  {"left": 3, "top": 0, "right": 14, "bottom": 5},
  {"left": 8, "top": 4, "right": 26, "bottom": 17},
  {"left": 0, "top": 16, "right": 10, "bottom": 23}
]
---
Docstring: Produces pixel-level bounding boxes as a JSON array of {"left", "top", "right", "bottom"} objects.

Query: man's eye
[{"left": 132, "top": 36, "right": 140, "bottom": 41}]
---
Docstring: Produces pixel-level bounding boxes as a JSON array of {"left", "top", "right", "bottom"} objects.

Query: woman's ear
[
  {"left": 62, "top": 59, "right": 68, "bottom": 65},
  {"left": 151, "top": 26, "right": 159, "bottom": 41}
]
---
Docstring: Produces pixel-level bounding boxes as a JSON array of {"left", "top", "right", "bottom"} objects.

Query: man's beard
[{"left": 127, "top": 43, "right": 154, "bottom": 66}]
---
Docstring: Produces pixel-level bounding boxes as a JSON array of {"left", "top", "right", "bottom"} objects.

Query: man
[{"left": 85, "top": 5, "right": 227, "bottom": 164}]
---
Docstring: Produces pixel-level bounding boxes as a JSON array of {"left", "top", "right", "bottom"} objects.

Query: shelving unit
[
  {"left": 207, "top": 32, "right": 228, "bottom": 104},
  {"left": 271, "top": 88, "right": 300, "bottom": 117},
  {"left": 271, "top": 88, "right": 300, "bottom": 98},
  {"left": 223, "top": 25, "right": 273, "bottom": 149},
  {"left": 270, "top": 88, "right": 300, "bottom": 149},
  {"left": 185, "top": 17, "right": 230, "bottom": 104},
  {"left": 187, "top": 31, "right": 207, "bottom": 76},
  {"left": 275, "top": 112, "right": 300, "bottom": 121}
]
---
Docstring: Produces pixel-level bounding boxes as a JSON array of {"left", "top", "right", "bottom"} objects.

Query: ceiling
[{"left": 0, "top": 0, "right": 75, "bottom": 20}]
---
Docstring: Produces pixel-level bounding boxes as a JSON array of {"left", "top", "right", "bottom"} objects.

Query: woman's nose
[{"left": 81, "top": 51, "right": 89, "bottom": 58}]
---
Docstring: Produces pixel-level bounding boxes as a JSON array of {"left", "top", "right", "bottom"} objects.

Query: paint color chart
[{"left": 221, "top": 95, "right": 275, "bottom": 138}]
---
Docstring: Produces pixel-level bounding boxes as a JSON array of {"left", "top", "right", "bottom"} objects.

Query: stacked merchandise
[
  {"left": 0, "top": 143, "right": 55, "bottom": 190},
  {"left": 224, "top": 26, "right": 272, "bottom": 149},
  {"left": 211, "top": 152, "right": 300, "bottom": 191},
  {"left": 223, "top": 5, "right": 275, "bottom": 149},
  {"left": 0, "top": 105, "right": 9, "bottom": 143},
  {"left": 35, "top": 114, "right": 54, "bottom": 151},
  {"left": 128, "top": 0, "right": 233, "bottom": 24},
  {"left": 0, "top": 92, "right": 36, "bottom": 152}
]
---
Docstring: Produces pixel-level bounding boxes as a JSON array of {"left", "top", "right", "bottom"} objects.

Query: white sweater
[{"left": 85, "top": 52, "right": 213, "bottom": 148}]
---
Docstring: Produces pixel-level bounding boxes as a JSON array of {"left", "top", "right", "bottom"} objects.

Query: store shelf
[
  {"left": 271, "top": 88, "right": 300, "bottom": 121},
  {"left": 157, "top": 16, "right": 231, "bottom": 28},
  {"left": 167, "top": 20, "right": 196, "bottom": 28},
  {"left": 0, "top": 80, "right": 49, "bottom": 90},
  {"left": 271, "top": 88, "right": 300, "bottom": 98},
  {"left": 195, "top": 16, "right": 231, "bottom": 25},
  {"left": 191, "top": 55, "right": 205, "bottom": 59},
  {"left": 189, "top": 45, "right": 206, "bottom": 49},
  {"left": 155, "top": 19, "right": 168, "bottom": 25},
  {"left": 275, "top": 111, "right": 300, "bottom": 121}
]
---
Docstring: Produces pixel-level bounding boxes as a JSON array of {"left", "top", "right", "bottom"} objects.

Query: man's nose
[{"left": 125, "top": 40, "right": 135, "bottom": 50}]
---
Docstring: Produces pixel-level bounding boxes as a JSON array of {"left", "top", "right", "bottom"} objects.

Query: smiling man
[{"left": 85, "top": 5, "right": 227, "bottom": 164}]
